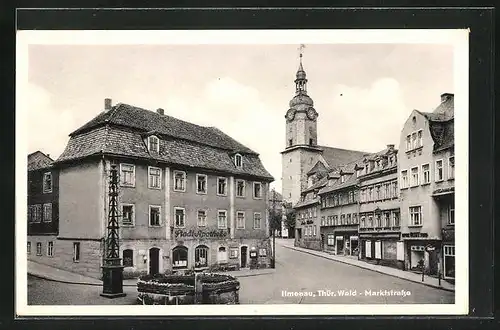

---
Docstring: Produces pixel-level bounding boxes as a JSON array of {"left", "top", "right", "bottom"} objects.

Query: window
[
  {"left": 435, "top": 160, "right": 444, "bottom": 181},
  {"left": 392, "top": 212, "right": 400, "bottom": 227},
  {"left": 31, "top": 205, "right": 42, "bottom": 223},
  {"left": 120, "top": 164, "right": 135, "bottom": 187},
  {"left": 46, "top": 241, "right": 54, "bottom": 257},
  {"left": 195, "top": 245, "right": 209, "bottom": 268},
  {"left": 236, "top": 211, "right": 245, "bottom": 229},
  {"left": 353, "top": 214, "right": 358, "bottom": 224},
  {"left": 385, "top": 184, "right": 390, "bottom": 199},
  {"left": 406, "top": 135, "right": 411, "bottom": 151},
  {"left": 236, "top": 180, "right": 246, "bottom": 197},
  {"left": 360, "top": 216, "right": 365, "bottom": 228},
  {"left": 36, "top": 242, "right": 42, "bottom": 256},
  {"left": 340, "top": 214, "right": 345, "bottom": 225},
  {"left": 217, "top": 177, "right": 227, "bottom": 196},
  {"left": 411, "top": 132, "right": 417, "bottom": 149},
  {"left": 327, "top": 234, "right": 335, "bottom": 246},
  {"left": 43, "top": 203, "right": 52, "bottom": 222},
  {"left": 217, "top": 247, "right": 228, "bottom": 264},
  {"left": 368, "top": 215, "right": 373, "bottom": 228},
  {"left": 392, "top": 181, "right": 398, "bottom": 197},
  {"left": 121, "top": 204, "right": 134, "bottom": 226},
  {"left": 253, "top": 212, "right": 262, "bottom": 229},
  {"left": 27, "top": 242, "right": 31, "bottom": 255},
  {"left": 43, "top": 172, "right": 52, "bottom": 193},
  {"left": 73, "top": 242, "right": 80, "bottom": 262},
  {"left": 173, "top": 246, "right": 188, "bottom": 269},
  {"left": 410, "top": 206, "right": 422, "bottom": 226},
  {"left": 411, "top": 167, "right": 419, "bottom": 187},
  {"left": 418, "top": 130, "right": 423, "bottom": 147},
  {"left": 148, "top": 167, "right": 162, "bottom": 189},
  {"left": 196, "top": 174, "right": 207, "bottom": 194},
  {"left": 218, "top": 210, "right": 227, "bottom": 229},
  {"left": 288, "top": 139, "right": 293, "bottom": 147},
  {"left": 253, "top": 182, "right": 262, "bottom": 199},
  {"left": 173, "top": 171, "right": 186, "bottom": 192},
  {"left": 234, "top": 154, "right": 243, "bottom": 167},
  {"left": 149, "top": 206, "right": 161, "bottom": 226},
  {"left": 174, "top": 207, "right": 185, "bottom": 228},
  {"left": 230, "top": 248, "right": 239, "bottom": 258},
  {"left": 347, "top": 214, "right": 351, "bottom": 224},
  {"left": 448, "top": 156, "right": 455, "bottom": 179},
  {"left": 148, "top": 135, "right": 159, "bottom": 152},
  {"left": 123, "top": 249, "right": 133, "bottom": 267},
  {"left": 375, "top": 186, "right": 380, "bottom": 200},
  {"left": 401, "top": 170, "right": 408, "bottom": 189},
  {"left": 448, "top": 201, "right": 455, "bottom": 225},
  {"left": 375, "top": 214, "right": 381, "bottom": 228},
  {"left": 422, "top": 164, "right": 431, "bottom": 184},
  {"left": 384, "top": 213, "right": 390, "bottom": 227},
  {"left": 197, "top": 210, "right": 207, "bottom": 227}
]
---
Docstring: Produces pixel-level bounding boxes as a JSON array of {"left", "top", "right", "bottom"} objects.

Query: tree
[
  {"left": 283, "top": 203, "right": 296, "bottom": 238},
  {"left": 269, "top": 206, "right": 283, "bottom": 236}
]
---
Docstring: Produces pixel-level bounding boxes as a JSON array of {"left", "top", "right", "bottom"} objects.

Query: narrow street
[{"left": 28, "top": 239, "right": 454, "bottom": 305}]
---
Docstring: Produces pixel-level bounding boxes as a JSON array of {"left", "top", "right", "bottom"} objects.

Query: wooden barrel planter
[{"left": 137, "top": 273, "right": 240, "bottom": 305}]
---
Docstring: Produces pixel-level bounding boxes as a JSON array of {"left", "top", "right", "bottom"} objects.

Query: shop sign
[
  {"left": 174, "top": 229, "right": 228, "bottom": 239},
  {"left": 402, "top": 232, "right": 428, "bottom": 238}
]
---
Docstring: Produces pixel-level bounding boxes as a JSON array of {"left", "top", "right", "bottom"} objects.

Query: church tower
[{"left": 281, "top": 52, "right": 322, "bottom": 205}]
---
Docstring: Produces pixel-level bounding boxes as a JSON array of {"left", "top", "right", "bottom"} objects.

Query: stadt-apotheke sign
[{"left": 174, "top": 229, "right": 228, "bottom": 239}]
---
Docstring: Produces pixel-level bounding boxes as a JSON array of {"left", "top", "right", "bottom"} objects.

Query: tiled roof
[
  {"left": 302, "top": 176, "right": 328, "bottom": 193},
  {"left": 430, "top": 119, "right": 454, "bottom": 152},
  {"left": 318, "top": 173, "right": 358, "bottom": 195},
  {"left": 70, "top": 103, "right": 257, "bottom": 154},
  {"left": 57, "top": 107, "right": 273, "bottom": 181},
  {"left": 319, "top": 145, "right": 370, "bottom": 170},
  {"left": 28, "top": 151, "right": 54, "bottom": 171},
  {"left": 293, "top": 197, "right": 320, "bottom": 209}
]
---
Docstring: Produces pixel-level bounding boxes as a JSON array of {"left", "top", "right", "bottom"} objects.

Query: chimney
[
  {"left": 440, "top": 93, "right": 454, "bottom": 103},
  {"left": 104, "top": 98, "right": 112, "bottom": 111},
  {"left": 387, "top": 144, "right": 395, "bottom": 150},
  {"left": 156, "top": 108, "right": 165, "bottom": 115}
]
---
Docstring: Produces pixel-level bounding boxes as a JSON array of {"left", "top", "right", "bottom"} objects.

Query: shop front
[
  {"left": 331, "top": 228, "right": 358, "bottom": 256},
  {"left": 359, "top": 232, "right": 404, "bottom": 269},
  {"left": 441, "top": 226, "right": 455, "bottom": 281},
  {"left": 402, "top": 234, "right": 441, "bottom": 276}
]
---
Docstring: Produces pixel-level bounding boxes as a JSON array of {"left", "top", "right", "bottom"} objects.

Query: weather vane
[{"left": 299, "top": 44, "right": 306, "bottom": 59}]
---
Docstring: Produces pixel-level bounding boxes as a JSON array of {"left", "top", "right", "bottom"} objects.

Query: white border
[{"left": 16, "top": 29, "right": 469, "bottom": 316}]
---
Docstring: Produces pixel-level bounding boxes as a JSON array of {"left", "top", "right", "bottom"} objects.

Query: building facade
[
  {"left": 398, "top": 93, "right": 454, "bottom": 277},
  {"left": 50, "top": 99, "right": 273, "bottom": 278},
  {"left": 318, "top": 163, "right": 361, "bottom": 256},
  {"left": 27, "top": 151, "right": 60, "bottom": 268},
  {"left": 294, "top": 177, "right": 325, "bottom": 250},
  {"left": 358, "top": 145, "right": 403, "bottom": 269}
]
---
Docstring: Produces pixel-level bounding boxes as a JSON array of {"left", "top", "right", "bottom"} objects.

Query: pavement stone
[
  {"left": 279, "top": 240, "right": 454, "bottom": 292},
  {"left": 27, "top": 260, "right": 275, "bottom": 287}
]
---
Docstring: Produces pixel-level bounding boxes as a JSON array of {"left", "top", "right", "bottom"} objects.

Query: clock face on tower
[
  {"left": 306, "top": 107, "right": 317, "bottom": 120},
  {"left": 286, "top": 109, "right": 296, "bottom": 121}
]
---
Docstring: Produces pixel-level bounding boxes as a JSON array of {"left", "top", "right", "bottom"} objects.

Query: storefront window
[
  {"left": 172, "top": 246, "right": 188, "bottom": 269},
  {"left": 443, "top": 245, "right": 455, "bottom": 278},
  {"left": 123, "top": 249, "right": 133, "bottom": 267},
  {"left": 195, "top": 245, "right": 208, "bottom": 268}
]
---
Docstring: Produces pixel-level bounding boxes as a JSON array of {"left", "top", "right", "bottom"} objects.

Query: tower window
[
  {"left": 288, "top": 139, "right": 293, "bottom": 147},
  {"left": 309, "top": 138, "right": 313, "bottom": 145}
]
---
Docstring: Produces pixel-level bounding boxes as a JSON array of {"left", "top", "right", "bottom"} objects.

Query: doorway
[
  {"left": 240, "top": 246, "right": 248, "bottom": 268},
  {"left": 149, "top": 247, "right": 160, "bottom": 275}
]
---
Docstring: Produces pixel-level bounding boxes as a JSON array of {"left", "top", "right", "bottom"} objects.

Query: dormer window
[
  {"left": 148, "top": 135, "right": 159, "bottom": 153},
  {"left": 340, "top": 175, "right": 345, "bottom": 183},
  {"left": 234, "top": 154, "right": 243, "bottom": 168}
]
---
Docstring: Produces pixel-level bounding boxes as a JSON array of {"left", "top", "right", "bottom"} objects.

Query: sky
[{"left": 26, "top": 42, "right": 453, "bottom": 193}]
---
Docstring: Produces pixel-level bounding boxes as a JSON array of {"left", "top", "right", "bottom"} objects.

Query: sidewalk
[
  {"left": 281, "top": 243, "right": 455, "bottom": 292},
  {"left": 28, "top": 260, "right": 275, "bottom": 287}
]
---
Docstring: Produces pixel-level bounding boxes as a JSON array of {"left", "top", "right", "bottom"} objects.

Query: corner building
[
  {"left": 54, "top": 100, "right": 273, "bottom": 278},
  {"left": 398, "top": 93, "right": 454, "bottom": 277}
]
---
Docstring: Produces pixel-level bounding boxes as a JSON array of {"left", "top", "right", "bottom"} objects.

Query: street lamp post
[{"left": 100, "top": 164, "right": 126, "bottom": 298}]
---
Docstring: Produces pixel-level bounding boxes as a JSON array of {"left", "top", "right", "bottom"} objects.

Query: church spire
[{"left": 295, "top": 46, "right": 307, "bottom": 95}]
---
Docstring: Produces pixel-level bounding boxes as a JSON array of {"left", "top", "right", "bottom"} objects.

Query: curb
[
  {"left": 282, "top": 245, "right": 455, "bottom": 293},
  {"left": 28, "top": 269, "right": 275, "bottom": 287}
]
